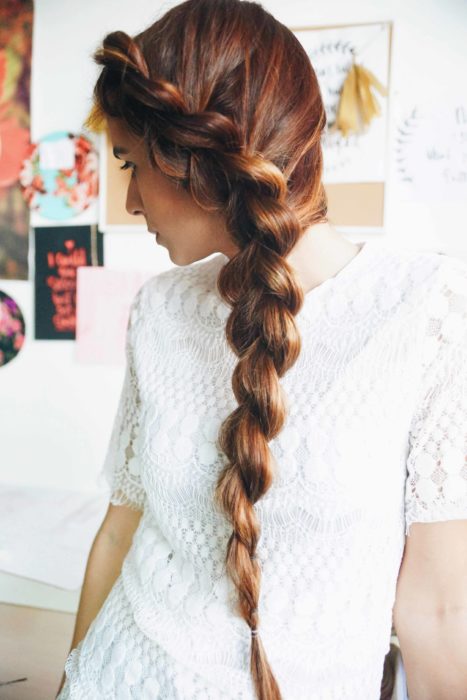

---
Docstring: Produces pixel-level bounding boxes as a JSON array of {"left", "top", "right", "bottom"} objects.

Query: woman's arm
[
  {"left": 55, "top": 504, "right": 143, "bottom": 697},
  {"left": 393, "top": 519, "right": 467, "bottom": 700}
]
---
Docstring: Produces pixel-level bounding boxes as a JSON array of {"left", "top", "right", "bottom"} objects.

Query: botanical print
[
  {"left": 0, "top": 290, "right": 25, "bottom": 367},
  {"left": 19, "top": 132, "right": 99, "bottom": 220}
]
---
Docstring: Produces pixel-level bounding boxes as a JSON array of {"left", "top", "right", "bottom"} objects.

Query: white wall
[{"left": 0, "top": 0, "right": 466, "bottom": 603}]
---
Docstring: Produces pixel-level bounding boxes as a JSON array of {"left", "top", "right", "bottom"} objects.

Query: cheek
[{"left": 141, "top": 173, "right": 192, "bottom": 223}]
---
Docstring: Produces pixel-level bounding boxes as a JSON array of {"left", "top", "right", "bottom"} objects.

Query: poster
[
  {"left": 0, "top": 289, "right": 26, "bottom": 367},
  {"left": 292, "top": 21, "right": 392, "bottom": 229},
  {"left": 34, "top": 224, "right": 103, "bottom": 339},
  {"left": 0, "top": 0, "right": 33, "bottom": 279},
  {"left": 75, "top": 267, "right": 154, "bottom": 364},
  {"left": 19, "top": 131, "right": 99, "bottom": 220},
  {"left": 394, "top": 96, "right": 467, "bottom": 203}
]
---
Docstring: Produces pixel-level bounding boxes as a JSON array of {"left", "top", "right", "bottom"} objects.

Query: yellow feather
[{"left": 329, "top": 59, "right": 388, "bottom": 138}]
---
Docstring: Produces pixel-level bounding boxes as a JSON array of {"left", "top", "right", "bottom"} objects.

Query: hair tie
[{"left": 251, "top": 628, "right": 258, "bottom": 636}]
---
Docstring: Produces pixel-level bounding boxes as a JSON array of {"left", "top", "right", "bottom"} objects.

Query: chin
[
  {"left": 172, "top": 249, "right": 212, "bottom": 267},
  {"left": 166, "top": 249, "right": 189, "bottom": 267}
]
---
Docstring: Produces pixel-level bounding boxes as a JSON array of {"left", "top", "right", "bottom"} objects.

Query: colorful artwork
[
  {"left": 0, "top": 0, "right": 33, "bottom": 280},
  {"left": 34, "top": 225, "right": 104, "bottom": 340},
  {"left": 0, "top": 290, "right": 26, "bottom": 367},
  {"left": 0, "top": 117, "right": 30, "bottom": 187},
  {"left": 19, "top": 131, "right": 99, "bottom": 220}
]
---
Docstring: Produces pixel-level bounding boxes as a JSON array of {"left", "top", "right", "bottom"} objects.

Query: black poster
[{"left": 34, "top": 225, "right": 104, "bottom": 340}]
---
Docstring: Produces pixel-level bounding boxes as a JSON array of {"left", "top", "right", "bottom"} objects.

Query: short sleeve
[
  {"left": 404, "top": 255, "right": 467, "bottom": 536},
  {"left": 96, "top": 287, "right": 147, "bottom": 512}
]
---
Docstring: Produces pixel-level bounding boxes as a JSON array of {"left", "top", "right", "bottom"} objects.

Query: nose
[{"left": 125, "top": 175, "right": 145, "bottom": 217}]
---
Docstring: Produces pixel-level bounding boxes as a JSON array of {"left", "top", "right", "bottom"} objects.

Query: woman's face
[{"left": 106, "top": 116, "right": 239, "bottom": 265}]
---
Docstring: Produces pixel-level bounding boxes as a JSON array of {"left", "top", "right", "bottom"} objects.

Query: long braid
[
  {"left": 213, "top": 152, "right": 308, "bottom": 699},
  {"left": 87, "top": 3, "right": 329, "bottom": 697}
]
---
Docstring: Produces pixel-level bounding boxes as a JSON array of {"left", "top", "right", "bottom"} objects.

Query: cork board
[
  {"left": 100, "top": 20, "right": 392, "bottom": 232},
  {"left": 100, "top": 132, "right": 145, "bottom": 230},
  {"left": 291, "top": 20, "right": 393, "bottom": 231}
]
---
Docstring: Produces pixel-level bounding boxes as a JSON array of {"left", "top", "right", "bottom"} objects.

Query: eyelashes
[{"left": 119, "top": 161, "right": 136, "bottom": 175}]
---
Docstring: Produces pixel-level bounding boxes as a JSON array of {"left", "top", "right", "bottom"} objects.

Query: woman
[{"left": 56, "top": 0, "right": 467, "bottom": 698}]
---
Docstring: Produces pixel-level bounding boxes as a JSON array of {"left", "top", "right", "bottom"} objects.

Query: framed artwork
[
  {"left": 34, "top": 224, "right": 103, "bottom": 340},
  {"left": 291, "top": 20, "right": 392, "bottom": 231}
]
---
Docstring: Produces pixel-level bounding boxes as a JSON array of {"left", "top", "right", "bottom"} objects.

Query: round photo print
[
  {"left": 0, "top": 290, "right": 26, "bottom": 367},
  {"left": 19, "top": 131, "right": 99, "bottom": 220}
]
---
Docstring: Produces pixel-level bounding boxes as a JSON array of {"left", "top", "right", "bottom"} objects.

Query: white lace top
[{"left": 95, "top": 239, "right": 467, "bottom": 699}]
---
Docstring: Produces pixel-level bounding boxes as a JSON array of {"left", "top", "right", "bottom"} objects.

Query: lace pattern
[
  {"left": 405, "top": 254, "right": 467, "bottom": 535},
  {"left": 96, "top": 288, "right": 147, "bottom": 512},
  {"left": 61, "top": 243, "right": 467, "bottom": 699}
]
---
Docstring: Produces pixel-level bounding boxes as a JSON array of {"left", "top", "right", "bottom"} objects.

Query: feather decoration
[{"left": 329, "top": 52, "right": 388, "bottom": 138}]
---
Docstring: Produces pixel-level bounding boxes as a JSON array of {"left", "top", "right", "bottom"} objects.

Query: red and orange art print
[{"left": 0, "top": 0, "right": 33, "bottom": 279}]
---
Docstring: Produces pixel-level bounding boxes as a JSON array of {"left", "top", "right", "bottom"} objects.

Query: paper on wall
[
  {"left": 0, "top": 484, "right": 108, "bottom": 590},
  {"left": 38, "top": 137, "right": 75, "bottom": 170},
  {"left": 75, "top": 267, "right": 155, "bottom": 365},
  {"left": 394, "top": 96, "right": 467, "bottom": 203}
]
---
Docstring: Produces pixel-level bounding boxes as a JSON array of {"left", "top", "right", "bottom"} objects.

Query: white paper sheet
[
  {"left": 0, "top": 484, "right": 108, "bottom": 590},
  {"left": 394, "top": 95, "right": 467, "bottom": 203},
  {"left": 38, "top": 137, "right": 75, "bottom": 170}
]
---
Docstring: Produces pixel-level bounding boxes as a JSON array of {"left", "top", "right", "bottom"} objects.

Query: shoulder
[
  {"left": 422, "top": 251, "right": 467, "bottom": 369},
  {"left": 392, "top": 248, "right": 467, "bottom": 387},
  {"left": 406, "top": 248, "right": 467, "bottom": 337},
  {"left": 371, "top": 241, "right": 450, "bottom": 286},
  {"left": 390, "top": 245, "right": 467, "bottom": 357},
  {"left": 367, "top": 242, "right": 467, "bottom": 311},
  {"left": 431, "top": 250, "right": 467, "bottom": 300}
]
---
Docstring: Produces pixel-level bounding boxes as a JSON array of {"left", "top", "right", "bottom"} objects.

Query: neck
[
  {"left": 220, "top": 221, "right": 360, "bottom": 297},
  {"left": 286, "top": 221, "right": 359, "bottom": 295}
]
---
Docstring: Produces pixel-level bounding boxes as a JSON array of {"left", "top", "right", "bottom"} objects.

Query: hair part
[{"left": 88, "top": 1, "right": 328, "bottom": 697}]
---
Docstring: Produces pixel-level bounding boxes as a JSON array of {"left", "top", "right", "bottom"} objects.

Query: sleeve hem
[
  {"left": 96, "top": 472, "right": 147, "bottom": 513},
  {"left": 405, "top": 501, "right": 467, "bottom": 536},
  {"left": 109, "top": 489, "right": 147, "bottom": 513}
]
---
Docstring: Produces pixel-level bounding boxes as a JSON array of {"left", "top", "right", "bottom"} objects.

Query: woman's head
[
  {"left": 88, "top": 0, "right": 327, "bottom": 265},
  {"left": 88, "top": 1, "right": 328, "bottom": 697},
  {"left": 106, "top": 115, "right": 238, "bottom": 264}
]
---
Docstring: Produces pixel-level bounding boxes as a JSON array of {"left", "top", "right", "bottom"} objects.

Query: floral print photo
[
  {"left": 19, "top": 131, "right": 99, "bottom": 220},
  {"left": 0, "top": 291, "right": 26, "bottom": 367}
]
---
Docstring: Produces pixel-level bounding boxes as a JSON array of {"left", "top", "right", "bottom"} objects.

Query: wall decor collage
[
  {"left": 3, "top": 14, "right": 465, "bottom": 369},
  {"left": 1, "top": 17, "right": 397, "bottom": 369}
]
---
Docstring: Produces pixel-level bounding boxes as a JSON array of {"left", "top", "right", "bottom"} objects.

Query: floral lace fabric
[{"left": 58, "top": 241, "right": 467, "bottom": 699}]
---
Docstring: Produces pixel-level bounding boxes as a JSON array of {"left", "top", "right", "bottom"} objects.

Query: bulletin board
[
  {"left": 99, "top": 20, "right": 393, "bottom": 233},
  {"left": 291, "top": 20, "right": 393, "bottom": 232},
  {"left": 99, "top": 131, "right": 146, "bottom": 232}
]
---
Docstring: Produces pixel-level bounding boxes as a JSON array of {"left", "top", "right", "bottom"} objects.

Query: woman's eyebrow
[{"left": 113, "top": 146, "right": 130, "bottom": 159}]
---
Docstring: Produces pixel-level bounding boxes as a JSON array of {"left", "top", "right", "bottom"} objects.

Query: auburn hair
[{"left": 87, "top": 1, "right": 329, "bottom": 697}]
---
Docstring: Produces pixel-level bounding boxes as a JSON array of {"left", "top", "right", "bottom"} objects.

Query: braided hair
[{"left": 87, "top": 1, "right": 328, "bottom": 697}]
